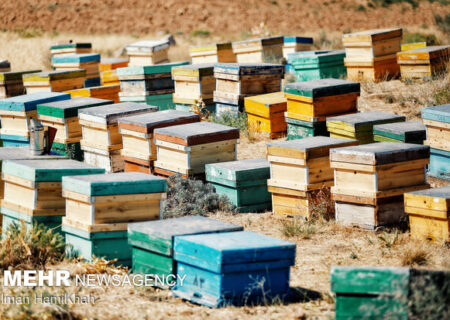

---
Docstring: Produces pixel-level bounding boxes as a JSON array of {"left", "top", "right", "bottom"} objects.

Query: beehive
[
  {"left": 173, "top": 231, "right": 296, "bottom": 307},
  {"left": 244, "top": 92, "right": 287, "bottom": 138},
  {"left": 205, "top": 158, "right": 271, "bottom": 212},
  {"left": 23, "top": 70, "right": 86, "bottom": 94},
  {"left": 52, "top": 53, "right": 101, "bottom": 87},
  {"left": 153, "top": 122, "right": 239, "bottom": 178},
  {"left": 37, "top": 97, "right": 113, "bottom": 159},
  {"left": 66, "top": 85, "right": 120, "bottom": 103},
  {"left": 343, "top": 28, "right": 402, "bottom": 81},
  {"left": 99, "top": 57, "right": 129, "bottom": 86},
  {"left": 79, "top": 102, "right": 158, "bottom": 172},
  {"left": 189, "top": 42, "right": 236, "bottom": 64},
  {"left": 118, "top": 110, "right": 200, "bottom": 173},
  {"left": 267, "top": 137, "right": 358, "bottom": 218},
  {"left": 397, "top": 45, "right": 450, "bottom": 80},
  {"left": 62, "top": 172, "right": 167, "bottom": 266},
  {"left": 401, "top": 42, "right": 426, "bottom": 51},
  {"left": 0, "top": 60, "right": 11, "bottom": 72},
  {"left": 330, "top": 142, "right": 430, "bottom": 229},
  {"left": 0, "top": 159, "right": 104, "bottom": 234},
  {"left": 128, "top": 216, "right": 243, "bottom": 285},
  {"left": 117, "top": 61, "right": 189, "bottom": 110},
  {"left": 327, "top": 111, "right": 406, "bottom": 144},
  {"left": 125, "top": 40, "right": 170, "bottom": 66},
  {"left": 50, "top": 43, "right": 92, "bottom": 56},
  {"left": 232, "top": 37, "right": 284, "bottom": 63},
  {"left": 0, "top": 92, "right": 70, "bottom": 146},
  {"left": 421, "top": 104, "right": 450, "bottom": 180},
  {"left": 331, "top": 266, "right": 450, "bottom": 319},
  {"left": 0, "top": 70, "right": 41, "bottom": 99},
  {"left": 373, "top": 121, "right": 426, "bottom": 144},
  {"left": 282, "top": 36, "right": 314, "bottom": 59},
  {"left": 285, "top": 116, "right": 328, "bottom": 140}
]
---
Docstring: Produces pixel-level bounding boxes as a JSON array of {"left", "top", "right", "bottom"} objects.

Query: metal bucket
[{"left": 29, "top": 119, "right": 46, "bottom": 155}]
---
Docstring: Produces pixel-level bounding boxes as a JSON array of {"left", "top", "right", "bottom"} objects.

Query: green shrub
[
  {"left": 191, "top": 29, "right": 210, "bottom": 38},
  {"left": 210, "top": 111, "right": 248, "bottom": 134},
  {"left": 434, "top": 13, "right": 450, "bottom": 33},
  {"left": 403, "top": 32, "right": 440, "bottom": 45}
]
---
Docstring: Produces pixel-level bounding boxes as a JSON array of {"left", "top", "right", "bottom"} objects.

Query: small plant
[
  {"left": 377, "top": 230, "right": 399, "bottom": 248},
  {"left": 434, "top": 86, "right": 450, "bottom": 105},
  {"left": 210, "top": 111, "right": 248, "bottom": 134},
  {"left": 191, "top": 29, "right": 210, "bottom": 38},
  {"left": 403, "top": 32, "right": 440, "bottom": 45},
  {"left": 384, "top": 94, "right": 395, "bottom": 103},
  {"left": 280, "top": 218, "right": 316, "bottom": 239},
  {"left": 401, "top": 243, "right": 430, "bottom": 266},
  {"left": 434, "top": 13, "right": 450, "bottom": 33}
]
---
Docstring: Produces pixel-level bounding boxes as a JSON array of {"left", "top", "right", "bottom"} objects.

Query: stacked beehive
[
  {"left": 287, "top": 50, "right": 346, "bottom": 82},
  {"left": 0, "top": 70, "right": 41, "bottom": 99},
  {"left": 244, "top": 92, "right": 287, "bottom": 138},
  {"left": 118, "top": 110, "right": 200, "bottom": 174},
  {"left": 0, "top": 60, "right": 11, "bottom": 72},
  {"left": 373, "top": 121, "right": 426, "bottom": 144},
  {"left": 405, "top": 186, "right": 450, "bottom": 242},
  {"left": 52, "top": 53, "right": 101, "bottom": 87},
  {"left": 125, "top": 40, "right": 170, "bottom": 66},
  {"left": 117, "top": 61, "right": 188, "bottom": 110},
  {"left": 401, "top": 42, "right": 426, "bottom": 51},
  {"left": 0, "top": 92, "right": 70, "bottom": 146},
  {"left": 232, "top": 37, "right": 284, "bottom": 63},
  {"left": 99, "top": 57, "right": 129, "bottom": 86},
  {"left": 343, "top": 28, "right": 402, "bottom": 81},
  {"left": 330, "top": 142, "right": 430, "bottom": 229},
  {"left": 282, "top": 37, "right": 314, "bottom": 60},
  {"left": 189, "top": 42, "right": 236, "bottom": 64},
  {"left": 62, "top": 172, "right": 167, "bottom": 266},
  {"left": 79, "top": 102, "right": 158, "bottom": 172},
  {"left": 66, "top": 85, "right": 120, "bottom": 103},
  {"left": 267, "top": 137, "right": 358, "bottom": 218},
  {"left": 0, "top": 159, "right": 103, "bottom": 234},
  {"left": 327, "top": 111, "right": 406, "bottom": 144},
  {"left": 50, "top": 42, "right": 92, "bottom": 57},
  {"left": 153, "top": 122, "right": 239, "bottom": 179},
  {"left": 397, "top": 45, "right": 450, "bottom": 80},
  {"left": 284, "top": 79, "right": 360, "bottom": 140},
  {"left": 421, "top": 104, "right": 450, "bottom": 180},
  {"left": 205, "top": 158, "right": 271, "bottom": 212},
  {"left": 128, "top": 216, "right": 243, "bottom": 285},
  {"left": 37, "top": 97, "right": 113, "bottom": 159},
  {"left": 213, "top": 63, "right": 285, "bottom": 115},
  {"left": 23, "top": 70, "right": 86, "bottom": 94}
]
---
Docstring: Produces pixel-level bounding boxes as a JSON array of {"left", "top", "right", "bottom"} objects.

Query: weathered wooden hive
[
  {"left": 51, "top": 53, "right": 101, "bottom": 87},
  {"left": 99, "top": 57, "right": 129, "bottom": 86},
  {"left": 66, "top": 85, "right": 120, "bottom": 103},
  {"left": 125, "top": 40, "right": 170, "bottom": 66},
  {"left": 50, "top": 42, "right": 92, "bottom": 56},
  {"left": 397, "top": 45, "right": 450, "bottom": 80},
  {"left": 232, "top": 37, "right": 284, "bottom": 63},
  {"left": 282, "top": 36, "right": 314, "bottom": 60},
  {"left": 0, "top": 70, "right": 41, "bottom": 99},
  {"left": 373, "top": 121, "right": 426, "bottom": 144},
  {"left": 189, "top": 42, "right": 236, "bottom": 64},
  {"left": 23, "top": 70, "right": 86, "bottom": 94}
]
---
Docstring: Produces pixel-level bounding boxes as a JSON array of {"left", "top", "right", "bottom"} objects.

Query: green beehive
[
  {"left": 286, "top": 116, "right": 328, "bottom": 140},
  {"left": 288, "top": 50, "right": 346, "bottom": 82},
  {"left": 373, "top": 121, "right": 426, "bottom": 144}
]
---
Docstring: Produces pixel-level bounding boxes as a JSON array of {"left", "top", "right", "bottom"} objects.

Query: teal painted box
[
  {"left": 119, "top": 93, "right": 175, "bottom": 110},
  {"left": 205, "top": 158, "right": 271, "bottom": 213},
  {"left": 0, "top": 135, "right": 29, "bottom": 147},
  {"left": 429, "top": 148, "right": 450, "bottom": 180},
  {"left": 373, "top": 121, "right": 426, "bottom": 144},
  {"left": 285, "top": 115, "right": 328, "bottom": 140},
  {"left": 288, "top": 50, "right": 346, "bottom": 82}
]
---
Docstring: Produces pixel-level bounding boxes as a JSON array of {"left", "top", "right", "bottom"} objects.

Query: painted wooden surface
[
  {"left": 118, "top": 93, "right": 174, "bottom": 110},
  {"left": 244, "top": 91, "right": 287, "bottom": 117},
  {"left": 2, "top": 207, "right": 62, "bottom": 236},
  {"left": 373, "top": 121, "right": 426, "bottom": 143},
  {"left": 287, "top": 122, "right": 328, "bottom": 140},
  {"left": 37, "top": 97, "right": 112, "bottom": 119},
  {"left": 214, "top": 63, "right": 285, "bottom": 76},
  {"left": 78, "top": 102, "right": 158, "bottom": 124},
  {"left": 421, "top": 104, "right": 450, "bottom": 123},
  {"left": 327, "top": 111, "right": 405, "bottom": 132},
  {"left": 99, "top": 58, "right": 129, "bottom": 71},
  {"left": 342, "top": 28, "right": 402, "bottom": 45},
  {"left": 51, "top": 43, "right": 92, "bottom": 50},
  {"left": 397, "top": 45, "right": 450, "bottom": 63},
  {"left": 51, "top": 53, "right": 100, "bottom": 64},
  {"left": 284, "top": 79, "right": 360, "bottom": 98},
  {"left": 126, "top": 40, "right": 170, "bottom": 53},
  {"left": 119, "top": 110, "right": 200, "bottom": 133},
  {"left": 428, "top": 148, "right": 450, "bottom": 181},
  {"left": 247, "top": 113, "right": 286, "bottom": 138},
  {"left": 51, "top": 142, "right": 84, "bottom": 161},
  {"left": 0, "top": 92, "right": 70, "bottom": 112},
  {"left": 24, "top": 69, "right": 86, "bottom": 81},
  {"left": 401, "top": 42, "right": 426, "bottom": 51},
  {"left": 117, "top": 61, "right": 189, "bottom": 77}
]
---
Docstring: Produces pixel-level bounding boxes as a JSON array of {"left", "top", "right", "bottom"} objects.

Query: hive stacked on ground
[
  {"left": 401, "top": 42, "right": 426, "bottom": 51},
  {"left": 99, "top": 57, "right": 129, "bottom": 86},
  {"left": 343, "top": 28, "right": 402, "bottom": 81},
  {"left": 244, "top": 92, "right": 287, "bottom": 138},
  {"left": 172, "top": 63, "right": 216, "bottom": 114},
  {"left": 213, "top": 63, "right": 285, "bottom": 115},
  {"left": 0, "top": 60, "right": 11, "bottom": 72},
  {"left": 267, "top": 137, "right": 358, "bottom": 218},
  {"left": 0, "top": 159, "right": 103, "bottom": 234},
  {"left": 117, "top": 62, "right": 188, "bottom": 110},
  {"left": 0, "top": 92, "right": 70, "bottom": 147},
  {"left": 0, "top": 70, "right": 41, "bottom": 98},
  {"left": 153, "top": 122, "right": 239, "bottom": 179},
  {"left": 50, "top": 42, "right": 92, "bottom": 57},
  {"left": 79, "top": 102, "right": 158, "bottom": 172},
  {"left": 330, "top": 142, "right": 430, "bottom": 229},
  {"left": 66, "top": 85, "right": 121, "bottom": 103},
  {"left": 373, "top": 121, "right": 426, "bottom": 144},
  {"left": 232, "top": 37, "right": 284, "bottom": 63},
  {"left": 327, "top": 111, "right": 405, "bottom": 144},
  {"left": 284, "top": 79, "right": 360, "bottom": 140},
  {"left": 62, "top": 172, "right": 167, "bottom": 266},
  {"left": 404, "top": 186, "right": 450, "bottom": 242},
  {"left": 421, "top": 104, "right": 450, "bottom": 180},
  {"left": 23, "top": 70, "right": 86, "bottom": 94},
  {"left": 397, "top": 45, "right": 450, "bottom": 80},
  {"left": 125, "top": 40, "right": 170, "bottom": 66},
  {"left": 118, "top": 110, "right": 200, "bottom": 174},
  {"left": 282, "top": 37, "right": 314, "bottom": 60},
  {"left": 37, "top": 97, "right": 112, "bottom": 159},
  {"left": 52, "top": 53, "right": 101, "bottom": 87},
  {"left": 205, "top": 158, "right": 271, "bottom": 213},
  {"left": 189, "top": 42, "right": 236, "bottom": 64}
]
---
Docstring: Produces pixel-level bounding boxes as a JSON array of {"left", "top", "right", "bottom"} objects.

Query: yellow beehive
[
  {"left": 397, "top": 45, "right": 450, "bottom": 79},
  {"left": 232, "top": 37, "right": 284, "bottom": 63},
  {"left": 401, "top": 42, "right": 426, "bottom": 51},
  {"left": 66, "top": 85, "right": 121, "bottom": 103},
  {"left": 125, "top": 40, "right": 169, "bottom": 66},
  {"left": 189, "top": 43, "right": 236, "bottom": 64}
]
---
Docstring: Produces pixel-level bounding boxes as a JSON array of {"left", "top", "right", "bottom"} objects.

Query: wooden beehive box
[
  {"left": 0, "top": 159, "right": 104, "bottom": 234},
  {"left": 205, "top": 158, "right": 271, "bottom": 212},
  {"left": 52, "top": 53, "right": 101, "bottom": 87},
  {"left": 373, "top": 121, "right": 426, "bottom": 144},
  {"left": 327, "top": 111, "right": 406, "bottom": 144},
  {"left": 267, "top": 137, "right": 358, "bottom": 218},
  {"left": 23, "top": 70, "right": 86, "bottom": 94},
  {"left": 232, "top": 37, "right": 284, "bottom": 63},
  {"left": 153, "top": 122, "right": 239, "bottom": 178},
  {"left": 288, "top": 50, "right": 346, "bottom": 82},
  {"left": 330, "top": 142, "right": 430, "bottom": 229},
  {"left": 331, "top": 266, "right": 450, "bottom": 319},
  {"left": 79, "top": 102, "right": 158, "bottom": 172},
  {"left": 282, "top": 36, "right": 314, "bottom": 59},
  {"left": 99, "top": 57, "right": 129, "bottom": 86},
  {"left": 189, "top": 42, "right": 236, "bottom": 64},
  {"left": 172, "top": 63, "right": 215, "bottom": 105},
  {"left": 244, "top": 92, "right": 287, "bottom": 138},
  {"left": 66, "top": 85, "right": 121, "bottom": 103},
  {"left": 0, "top": 60, "right": 11, "bottom": 72},
  {"left": 285, "top": 116, "right": 328, "bottom": 140},
  {"left": 118, "top": 110, "right": 201, "bottom": 173},
  {"left": 50, "top": 43, "right": 92, "bottom": 56},
  {"left": 401, "top": 42, "right": 426, "bottom": 51},
  {"left": 173, "top": 231, "right": 296, "bottom": 307},
  {"left": 62, "top": 172, "right": 167, "bottom": 265},
  {"left": 125, "top": 40, "right": 170, "bottom": 66},
  {"left": 0, "top": 70, "right": 41, "bottom": 99},
  {"left": 128, "top": 216, "right": 243, "bottom": 285},
  {"left": 0, "top": 92, "right": 70, "bottom": 146},
  {"left": 397, "top": 45, "right": 450, "bottom": 79}
]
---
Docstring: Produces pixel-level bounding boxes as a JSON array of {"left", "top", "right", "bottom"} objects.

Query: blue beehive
[{"left": 173, "top": 231, "right": 296, "bottom": 307}]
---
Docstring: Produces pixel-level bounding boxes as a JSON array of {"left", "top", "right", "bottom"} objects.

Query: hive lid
[
  {"left": 284, "top": 78, "right": 360, "bottom": 98},
  {"left": 125, "top": 40, "right": 170, "bottom": 53},
  {"left": 327, "top": 111, "right": 405, "bottom": 131},
  {"left": 171, "top": 63, "right": 215, "bottom": 77},
  {"left": 421, "top": 104, "right": 450, "bottom": 123},
  {"left": 397, "top": 45, "right": 450, "bottom": 61},
  {"left": 406, "top": 185, "right": 450, "bottom": 200},
  {"left": 342, "top": 28, "right": 403, "bottom": 44},
  {"left": 213, "top": 63, "right": 285, "bottom": 76},
  {"left": 284, "top": 36, "right": 314, "bottom": 44},
  {"left": 116, "top": 61, "right": 189, "bottom": 76},
  {"left": 245, "top": 91, "right": 286, "bottom": 106},
  {"left": 0, "top": 147, "right": 66, "bottom": 162},
  {"left": 50, "top": 43, "right": 92, "bottom": 50},
  {"left": 0, "top": 92, "right": 70, "bottom": 112},
  {"left": 51, "top": 53, "right": 100, "bottom": 64},
  {"left": 128, "top": 216, "right": 243, "bottom": 255},
  {"left": 37, "top": 97, "right": 113, "bottom": 119},
  {"left": 100, "top": 57, "right": 129, "bottom": 65},
  {"left": 189, "top": 42, "right": 232, "bottom": 52},
  {"left": 0, "top": 69, "right": 42, "bottom": 82},
  {"left": 23, "top": 69, "right": 86, "bottom": 82},
  {"left": 232, "top": 36, "right": 284, "bottom": 47},
  {"left": 78, "top": 102, "right": 158, "bottom": 124},
  {"left": 373, "top": 121, "right": 426, "bottom": 142},
  {"left": 288, "top": 50, "right": 345, "bottom": 65}
]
